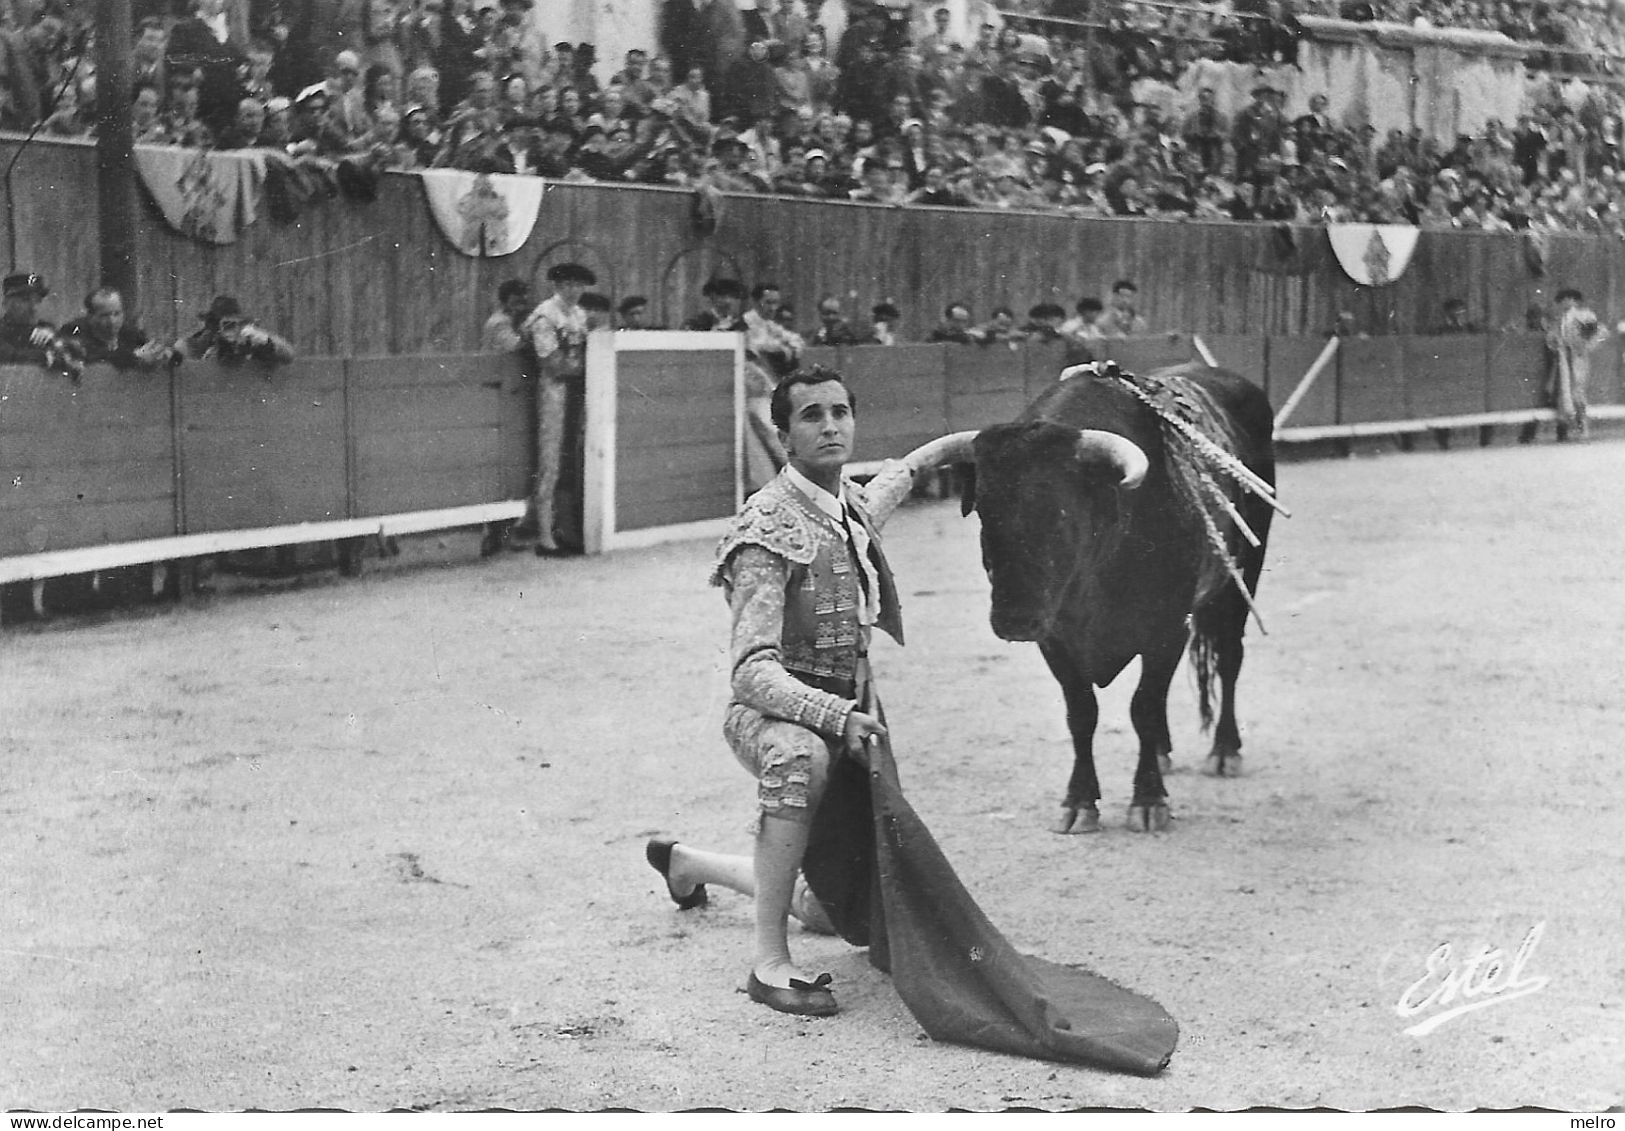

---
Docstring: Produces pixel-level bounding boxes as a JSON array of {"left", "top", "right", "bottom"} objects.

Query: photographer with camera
[
  {"left": 182, "top": 295, "right": 298, "bottom": 367},
  {"left": 61, "top": 288, "right": 181, "bottom": 372},
  {"left": 0, "top": 272, "right": 83, "bottom": 381}
]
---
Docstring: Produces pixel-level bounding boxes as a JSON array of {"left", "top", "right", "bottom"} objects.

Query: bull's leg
[
  {"left": 1127, "top": 638, "right": 1181, "bottom": 832},
  {"left": 1200, "top": 484, "right": 1273, "bottom": 777},
  {"left": 1039, "top": 640, "right": 1101, "bottom": 835},
  {"left": 1198, "top": 574, "right": 1261, "bottom": 779}
]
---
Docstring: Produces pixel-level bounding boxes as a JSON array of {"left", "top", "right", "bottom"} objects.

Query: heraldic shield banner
[
  {"left": 420, "top": 169, "right": 545, "bottom": 257},
  {"left": 1327, "top": 223, "right": 1421, "bottom": 286}
]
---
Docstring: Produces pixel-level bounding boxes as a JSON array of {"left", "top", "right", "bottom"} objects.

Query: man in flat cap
[
  {"left": 520, "top": 262, "right": 595, "bottom": 554},
  {"left": 0, "top": 273, "right": 70, "bottom": 371}
]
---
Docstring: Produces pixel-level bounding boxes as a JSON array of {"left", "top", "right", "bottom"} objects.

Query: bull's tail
[{"left": 1187, "top": 614, "right": 1222, "bottom": 732}]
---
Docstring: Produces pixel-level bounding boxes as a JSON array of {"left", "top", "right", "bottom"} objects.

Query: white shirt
[{"left": 784, "top": 463, "right": 878, "bottom": 628}]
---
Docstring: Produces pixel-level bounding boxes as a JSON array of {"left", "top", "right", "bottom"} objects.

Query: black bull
[{"left": 949, "top": 364, "right": 1276, "bottom": 833}]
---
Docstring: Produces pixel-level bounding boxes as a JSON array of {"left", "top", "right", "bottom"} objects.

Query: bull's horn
[
  {"left": 902, "top": 430, "right": 979, "bottom": 473},
  {"left": 1076, "top": 429, "right": 1149, "bottom": 489}
]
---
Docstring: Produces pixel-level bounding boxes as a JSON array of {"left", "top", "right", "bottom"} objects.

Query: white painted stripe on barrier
[
  {"left": 377, "top": 500, "right": 528, "bottom": 536},
  {"left": 1272, "top": 337, "right": 1341, "bottom": 430},
  {"left": 1276, "top": 404, "right": 1625, "bottom": 442},
  {"left": 0, "top": 501, "right": 529, "bottom": 584},
  {"left": 603, "top": 516, "right": 733, "bottom": 551},
  {"left": 613, "top": 329, "right": 742, "bottom": 351}
]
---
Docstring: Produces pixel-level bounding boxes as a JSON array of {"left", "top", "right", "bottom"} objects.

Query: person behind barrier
[
  {"left": 643, "top": 364, "right": 937, "bottom": 1018},
  {"left": 1547, "top": 286, "right": 1606, "bottom": 443},
  {"left": 927, "top": 300, "right": 985, "bottom": 344},
  {"left": 741, "top": 282, "right": 801, "bottom": 488},
  {"left": 615, "top": 294, "right": 653, "bottom": 329},
  {"left": 181, "top": 295, "right": 296, "bottom": 366},
  {"left": 521, "top": 261, "right": 594, "bottom": 555},
  {"left": 1021, "top": 302, "right": 1067, "bottom": 342},
  {"left": 61, "top": 288, "right": 180, "bottom": 371},
  {"left": 482, "top": 278, "right": 533, "bottom": 352},
  {"left": 1098, "top": 279, "right": 1147, "bottom": 338},
  {"left": 578, "top": 291, "right": 613, "bottom": 330},
  {"left": 743, "top": 282, "right": 802, "bottom": 381},
  {"left": 806, "top": 294, "right": 859, "bottom": 347},
  {"left": 981, "top": 305, "right": 1027, "bottom": 345},
  {"left": 685, "top": 277, "right": 748, "bottom": 332},
  {"left": 866, "top": 300, "right": 901, "bottom": 345},
  {"left": 0, "top": 272, "right": 79, "bottom": 379},
  {"left": 1436, "top": 298, "right": 1481, "bottom": 335}
]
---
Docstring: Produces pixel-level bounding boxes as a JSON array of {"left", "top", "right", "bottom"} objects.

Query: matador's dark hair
[{"left": 770, "top": 364, "right": 859, "bottom": 431}]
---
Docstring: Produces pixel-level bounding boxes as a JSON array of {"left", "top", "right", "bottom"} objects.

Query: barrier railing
[
  {"left": 4, "top": 332, "right": 1620, "bottom": 622},
  {"left": 814, "top": 332, "right": 1625, "bottom": 469},
  {"left": 0, "top": 354, "right": 531, "bottom": 615}
]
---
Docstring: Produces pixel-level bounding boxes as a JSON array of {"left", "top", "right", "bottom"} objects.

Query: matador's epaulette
[{"left": 709, "top": 477, "right": 822, "bottom": 587}]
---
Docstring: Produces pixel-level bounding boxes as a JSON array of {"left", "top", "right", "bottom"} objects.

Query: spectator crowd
[{"left": 8, "top": 0, "right": 1625, "bottom": 234}]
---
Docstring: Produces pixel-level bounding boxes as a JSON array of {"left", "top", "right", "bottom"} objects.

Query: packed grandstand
[{"left": 7, "top": 0, "right": 1625, "bottom": 234}]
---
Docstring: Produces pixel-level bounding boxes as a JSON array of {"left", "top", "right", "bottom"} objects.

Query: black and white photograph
[{"left": 2, "top": 0, "right": 1623, "bottom": 1114}]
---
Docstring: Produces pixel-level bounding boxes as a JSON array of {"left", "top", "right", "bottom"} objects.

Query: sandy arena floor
[{"left": 3, "top": 435, "right": 1623, "bottom": 1112}]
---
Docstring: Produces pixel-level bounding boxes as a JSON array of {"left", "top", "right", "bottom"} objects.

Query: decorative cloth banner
[
  {"left": 419, "top": 169, "right": 544, "bottom": 257},
  {"left": 133, "top": 145, "right": 265, "bottom": 245},
  {"left": 1327, "top": 223, "right": 1421, "bottom": 286}
]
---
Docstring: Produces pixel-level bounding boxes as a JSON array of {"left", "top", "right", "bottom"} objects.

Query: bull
[{"left": 929, "top": 362, "right": 1278, "bottom": 834}]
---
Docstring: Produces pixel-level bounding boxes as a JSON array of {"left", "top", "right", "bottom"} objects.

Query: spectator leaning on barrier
[
  {"left": 181, "top": 295, "right": 297, "bottom": 367},
  {"left": 1098, "top": 279, "right": 1147, "bottom": 338},
  {"left": 1059, "top": 296, "right": 1106, "bottom": 343},
  {"left": 928, "top": 301, "right": 986, "bottom": 344},
  {"left": 579, "top": 292, "right": 613, "bottom": 330},
  {"left": 743, "top": 282, "right": 802, "bottom": 383},
  {"left": 1437, "top": 298, "right": 1481, "bottom": 335},
  {"left": 482, "top": 278, "right": 533, "bottom": 352},
  {"left": 686, "top": 277, "right": 748, "bottom": 332},
  {"left": 807, "top": 294, "right": 860, "bottom": 346},
  {"left": 521, "top": 262, "right": 594, "bottom": 555},
  {"left": 61, "top": 288, "right": 180, "bottom": 372},
  {"left": 0, "top": 272, "right": 80, "bottom": 379},
  {"left": 981, "top": 305, "right": 1028, "bottom": 346},
  {"left": 616, "top": 294, "right": 653, "bottom": 329},
  {"left": 867, "top": 301, "right": 900, "bottom": 346},
  {"left": 1021, "top": 302, "right": 1067, "bottom": 342}
]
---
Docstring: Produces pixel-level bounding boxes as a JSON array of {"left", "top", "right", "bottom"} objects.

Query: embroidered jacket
[
  {"left": 522, "top": 293, "right": 588, "bottom": 379},
  {"left": 712, "top": 461, "right": 915, "bottom": 739}
]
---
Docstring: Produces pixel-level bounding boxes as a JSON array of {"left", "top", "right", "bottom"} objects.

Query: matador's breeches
[{"left": 724, "top": 704, "right": 838, "bottom": 823}]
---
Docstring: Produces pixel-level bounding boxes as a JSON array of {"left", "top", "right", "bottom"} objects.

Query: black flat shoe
[
  {"left": 645, "top": 836, "right": 708, "bottom": 910},
  {"left": 745, "top": 971, "right": 838, "bottom": 1017}
]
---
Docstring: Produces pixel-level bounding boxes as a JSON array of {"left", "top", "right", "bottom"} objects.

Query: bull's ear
[{"left": 958, "top": 464, "right": 977, "bottom": 517}]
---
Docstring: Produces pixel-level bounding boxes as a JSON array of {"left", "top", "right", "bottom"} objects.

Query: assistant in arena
[{"left": 645, "top": 364, "right": 949, "bottom": 1018}]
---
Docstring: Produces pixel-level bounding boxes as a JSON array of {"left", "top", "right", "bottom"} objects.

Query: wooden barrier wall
[
  {"left": 3, "top": 334, "right": 1619, "bottom": 573},
  {"left": 804, "top": 332, "right": 1624, "bottom": 463},
  {"left": 613, "top": 348, "right": 736, "bottom": 531},
  {"left": 7, "top": 137, "right": 1625, "bottom": 359},
  {"left": 0, "top": 354, "right": 527, "bottom": 558}
]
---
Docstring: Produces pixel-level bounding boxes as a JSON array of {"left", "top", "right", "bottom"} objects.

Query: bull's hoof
[
  {"left": 1126, "top": 802, "right": 1172, "bottom": 832},
  {"left": 1202, "top": 750, "right": 1243, "bottom": 777},
  {"left": 1052, "top": 806, "right": 1101, "bottom": 835}
]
